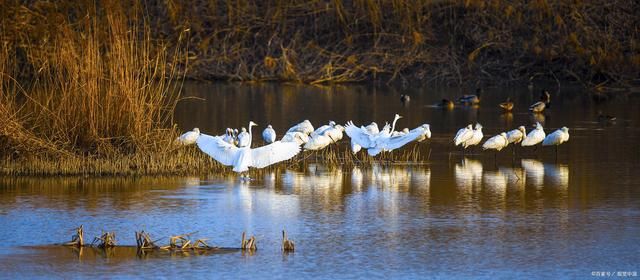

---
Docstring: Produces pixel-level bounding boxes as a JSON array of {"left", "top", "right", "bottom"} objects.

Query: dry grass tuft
[{"left": 0, "top": 0, "right": 187, "bottom": 174}]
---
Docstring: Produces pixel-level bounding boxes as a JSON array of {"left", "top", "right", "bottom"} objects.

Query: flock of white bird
[
  {"left": 177, "top": 113, "right": 569, "bottom": 173},
  {"left": 453, "top": 122, "right": 570, "bottom": 154}
]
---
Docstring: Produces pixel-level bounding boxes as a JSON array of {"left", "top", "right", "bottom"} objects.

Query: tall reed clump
[{"left": 0, "top": 0, "right": 217, "bottom": 175}]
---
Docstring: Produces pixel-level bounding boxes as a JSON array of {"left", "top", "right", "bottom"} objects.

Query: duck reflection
[
  {"left": 500, "top": 112, "right": 513, "bottom": 127},
  {"left": 530, "top": 112, "right": 546, "bottom": 125},
  {"left": 521, "top": 159, "right": 544, "bottom": 189}
]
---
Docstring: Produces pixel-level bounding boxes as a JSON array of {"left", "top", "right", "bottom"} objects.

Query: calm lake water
[{"left": 1, "top": 83, "right": 639, "bottom": 279}]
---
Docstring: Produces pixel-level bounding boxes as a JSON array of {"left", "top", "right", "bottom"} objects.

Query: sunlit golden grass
[
  {"left": 1, "top": 143, "right": 432, "bottom": 176},
  {"left": 0, "top": 1, "right": 190, "bottom": 173}
]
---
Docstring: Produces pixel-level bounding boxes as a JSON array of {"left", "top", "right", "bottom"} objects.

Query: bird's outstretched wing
[
  {"left": 345, "top": 121, "right": 375, "bottom": 149},
  {"left": 251, "top": 141, "right": 301, "bottom": 168},
  {"left": 380, "top": 127, "right": 425, "bottom": 151},
  {"left": 196, "top": 134, "right": 239, "bottom": 166}
]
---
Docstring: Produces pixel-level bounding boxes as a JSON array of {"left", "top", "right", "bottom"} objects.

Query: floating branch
[
  {"left": 282, "top": 230, "right": 295, "bottom": 252},
  {"left": 64, "top": 225, "right": 84, "bottom": 247},
  {"left": 92, "top": 231, "right": 116, "bottom": 248},
  {"left": 241, "top": 232, "right": 257, "bottom": 251},
  {"left": 135, "top": 231, "right": 159, "bottom": 249},
  {"left": 157, "top": 232, "right": 217, "bottom": 251}
]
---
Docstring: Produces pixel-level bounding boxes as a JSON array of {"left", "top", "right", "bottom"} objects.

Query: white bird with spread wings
[
  {"left": 196, "top": 121, "right": 301, "bottom": 173},
  {"left": 345, "top": 114, "right": 430, "bottom": 156}
]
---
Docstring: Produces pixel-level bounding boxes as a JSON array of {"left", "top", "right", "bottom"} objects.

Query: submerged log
[{"left": 282, "top": 230, "right": 295, "bottom": 252}]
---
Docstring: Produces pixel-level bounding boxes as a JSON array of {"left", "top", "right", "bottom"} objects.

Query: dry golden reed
[{"left": 0, "top": 1, "right": 189, "bottom": 174}]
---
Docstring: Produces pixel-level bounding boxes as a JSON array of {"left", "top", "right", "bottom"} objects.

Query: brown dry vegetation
[
  {"left": 0, "top": 0, "right": 205, "bottom": 174},
  {"left": 144, "top": 0, "right": 638, "bottom": 87},
  {"left": 0, "top": 0, "right": 638, "bottom": 175}
]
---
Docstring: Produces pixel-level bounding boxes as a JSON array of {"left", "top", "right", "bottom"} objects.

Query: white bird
[
  {"left": 414, "top": 124, "right": 432, "bottom": 142},
  {"left": 222, "top": 128, "right": 236, "bottom": 145},
  {"left": 463, "top": 123, "right": 483, "bottom": 149},
  {"left": 367, "top": 124, "right": 431, "bottom": 156},
  {"left": 281, "top": 131, "right": 310, "bottom": 145},
  {"left": 346, "top": 114, "right": 403, "bottom": 155},
  {"left": 304, "top": 121, "right": 340, "bottom": 151},
  {"left": 521, "top": 122, "right": 546, "bottom": 147},
  {"left": 237, "top": 124, "right": 256, "bottom": 148},
  {"left": 392, "top": 128, "right": 410, "bottom": 137},
  {"left": 543, "top": 127, "right": 570, "bottom": 158},
  {"left": 365, "top": 122, "right": 380, "bottom": 135},
  {"left": 196, "top": 121, "right": 301, "bottom": 173},
  {"left": 346, "top": 114, "right": 427, "bottom": 156},
  {"left": 454, "top": 124, "right": 474, "bottom": 146},
  {"left": 542, "top": 127, "right": 569, "bottom": 146},
  {"left": 324, "top": 124, "right": 345, "bottom": 142},
  {"left": 349, "top": 122, "right": 380, "bottom": 154},
  {"left": 377, "top": 114, "right": 403, "bottom": 138},
  {"left": 287, "top": 120, "right": 314, "bottom": 135},
  {"left": 311, "top": 121, "right": 336, "bottom": 137},
  {"left": 176, "top": 128, "right": 200, "bottom": 145},
  {"left": 262, "top": 125, "right": 276, "bottom": 144},
  {"left": 506, "top": 126, "right": 527, "bottom": 144},
  {"left": 482, "top": 132, "right": 509, "bottom": 151},
  {"left": 304, "top": 133, "right": 334, "bottom": 151}
]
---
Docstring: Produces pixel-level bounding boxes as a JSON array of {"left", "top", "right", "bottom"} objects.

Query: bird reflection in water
[
  {"left": 455, "top": 158, "right": 483, "bottom": 189},
  {"left": 521, "top": 159, "right": 544, "bottom": 190},
  {"left": 544, "top": 163, "right": 569, "bottom": 191},
  {"left": 350, "top": 167, "right": 364, "bottom": 193},
  {"left": 482, "top": 169, "right": 508, "bottom": 209}
]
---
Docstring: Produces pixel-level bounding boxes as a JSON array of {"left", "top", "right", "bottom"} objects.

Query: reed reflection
[{"left": 0, "top": 177, "right": 194, "bottom": 212}]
